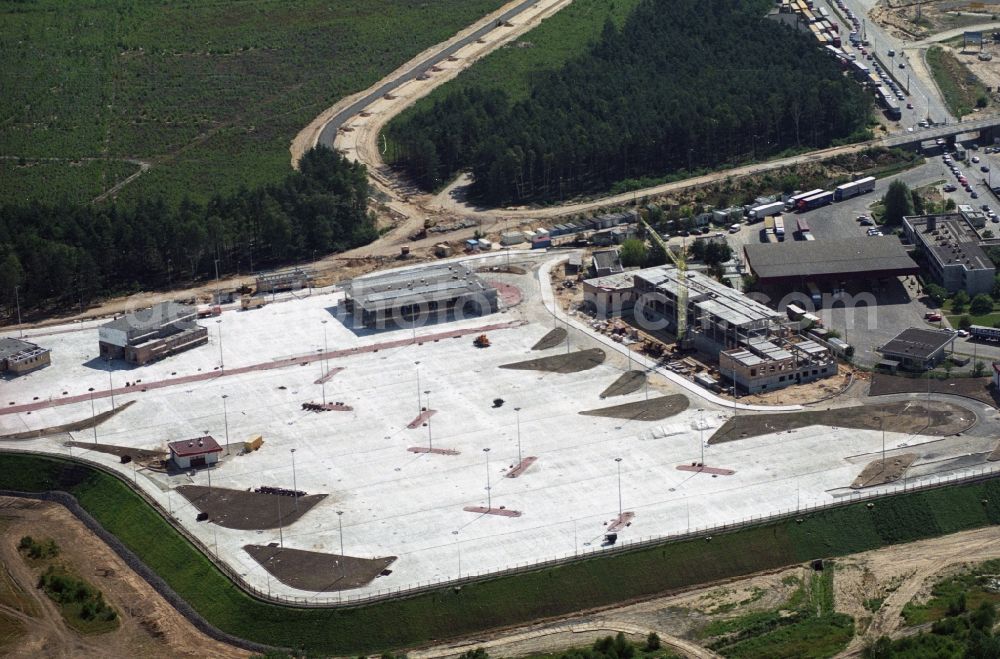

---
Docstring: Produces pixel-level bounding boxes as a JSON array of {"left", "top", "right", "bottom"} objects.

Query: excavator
[
  {"left": 638, "top": 217, "right": 692, "bottom": 352},
  {"left": 473, "top": 334, "right": 491, "bottom": 348}
]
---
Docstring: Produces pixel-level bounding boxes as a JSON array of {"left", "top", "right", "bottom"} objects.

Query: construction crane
[{"left": 638, "top": 217, "right": 691, "bottom": 350}]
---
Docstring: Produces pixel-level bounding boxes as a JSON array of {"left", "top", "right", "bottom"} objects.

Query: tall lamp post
[
  {"left": 425, "top": 390, "right": 432, "bottom": 450},
  {"left": 221, "top": 394, "right": 230, "bottom": 455},
  {"left": 321, "top": 319, "right": 329, "bottom": 377},
  {"left": 290, "top": 448, "right": 298, "bottom": 510},
  {"left": 698, "top": 408, "right": 705, "bottom": 465},
  {"left": 14, "top": 285, "right": 23, "bottom": 338},
  {"left": 514, "top": 406, "right": 522, "bottom": 464},
  {"left": 106, "top": 357, "right": 115, "bottom": 410},
  {"left": 614, "top": 457, "right": 623, "bottom": 516},
  {"left": 88, "top": 387, "right": 97, "bottom": 444},
  {"left": 415, "top": 361, "right": 422, "bottom": 415},
  {"left": 337, "top": 510, "right": 345, "bottom": 585},
  {"left": 216, "top": 319, "right": 224, "bottom": 372},
  {"left": 483, "top": 448, "right": 492, "bottom": 511}
]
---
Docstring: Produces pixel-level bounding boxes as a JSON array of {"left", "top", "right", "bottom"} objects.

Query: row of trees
[
  {"left": 386, "top": 0, "right": 872, "bottom": 205},
  {"left": 0, "top": 147, "right": 375, "bottom": 313}
]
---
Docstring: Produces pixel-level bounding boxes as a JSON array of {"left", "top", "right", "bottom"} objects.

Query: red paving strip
[
  {"left": 487, "top": 281, "right": 523, "bottom": 307},
  {"left": 505, "top": 456, "right": 537, "bottom": 478},
  {"left": 0, "top": 319, "right": 527, "bottom": 416},
  {"left": 407, "top": 446, "right": 459, "bottom": 455},
  {"left": 313, "top": 366, "right": 344, "bottom": 385},
  {"left": 406, "top": 409, "right": 436, "bottom": 429},
  {"left": 463, "top": 506, "right": 522, "bottom": 517},
  {"left": 607, "top": 511, "right": 635, "bottom": 533},
  {"left": 676, "top": 464, "right": 736, "bottom": 476}
]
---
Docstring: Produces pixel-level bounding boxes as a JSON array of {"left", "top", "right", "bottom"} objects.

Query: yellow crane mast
[{"left": 639, "top": 217, "right": 689, "bottom": 347}]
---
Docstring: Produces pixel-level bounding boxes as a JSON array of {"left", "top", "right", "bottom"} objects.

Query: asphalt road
[
  {"left": 824, "top": 0, "right": 953, "bottom": 124},
  {"left": 315, "top": 0, "right": 543, "bottom": 149}
]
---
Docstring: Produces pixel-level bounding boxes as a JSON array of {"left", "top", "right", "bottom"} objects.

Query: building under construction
[
  {"left": 98, "top": 302, "right": 208, "bottom": 365},
  {"left": 344, "top": 264, "right": 498, "bottom": 328},
  {"left": 255, "top": 268, "right": 312, "bottom": 295},
  {"left": 719, "top": 337, "right": 837, "bottom": 394},
  {"left": 632, "top": 266, "right": 784, "bottom": 353},
  {"left": 0, "top": 338, "right": 50, "bottom": 375}
]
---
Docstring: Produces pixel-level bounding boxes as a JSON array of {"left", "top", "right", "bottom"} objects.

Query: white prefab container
[
  {"left": 522, "top": 229, "right": 536, "bottom": 240},
  {"left": 478, "top": 239, "right": 493, "bottom": 250},
  {"left": 534, "top": 227, "right": 549, "bottom": 237},
  {"left": 502, "top": 232, "right": 527, "bottom": 246}
]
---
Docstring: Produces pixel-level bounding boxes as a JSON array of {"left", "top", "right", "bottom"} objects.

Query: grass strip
[{"left": 0, "top": 453, "right": 998, "bottom": 654}]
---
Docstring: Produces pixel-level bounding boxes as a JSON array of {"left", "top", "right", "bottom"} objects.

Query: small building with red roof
[{"left": 168, "top": 436, "right": 221, "bottom": 470}]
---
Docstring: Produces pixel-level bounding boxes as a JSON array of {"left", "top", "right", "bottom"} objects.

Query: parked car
[
  {"left": 926, "top": 312, "right": 942, "bottom": 321},
  {"left": 957, "top": 329, "right": 970, "bottom": 337}
]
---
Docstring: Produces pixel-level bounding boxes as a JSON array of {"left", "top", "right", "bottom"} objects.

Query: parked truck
[
  {"left": 774, "top": 215, "right": 786, "bottom": 240},
  {"left": 796, "top": 190, "right": 834, "bottom": 212},
  {"left": 241, "top": 295, "right": 267, "bottom": 311},
  {"left": 833, "top": 176, "right": 876, "bottom": 201},
  {"left": 748, "top": 201, "right": 785, "bottom": 222}
]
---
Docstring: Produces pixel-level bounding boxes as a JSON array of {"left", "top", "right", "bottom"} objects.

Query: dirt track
[
  {"left": 410, "top": 525, "right": 1000, "bottom": 659},
  {"left": 0, "top": 497, "right": 246, "bottom": 659}
]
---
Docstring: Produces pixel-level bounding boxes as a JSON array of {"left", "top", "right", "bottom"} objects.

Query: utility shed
[
  {"left": 255, "top": 268, "right": 312, "bottom": 294},
  {"left": 878, "top": 328, "right": 956, "bottom": 371},
  {"left": 344, "top": 264, "right": 498, "bottom": 328},
  {"left": 169, "top": 436, "right": 222, "bottom": 469},
  {"left": 0, "top": 338, "right": 51, "bottom": 375}
]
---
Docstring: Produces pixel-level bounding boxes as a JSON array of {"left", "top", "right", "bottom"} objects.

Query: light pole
[
  {"left": 222, "top": 394, "right": 230, "bottom": 455},
  {"left": 425, "top": 390, "right": 432, "bottom": 450},
  {"left": 290, "top": 448, "right": 298, "bottom": 510},
  {"left": 216, "top": 319, "right": 224, "bottom": 372},
  {"left": 483, "top": 448, "right": 492, "bottom": 511},
  {"left": 318, "top": 349, "right": 326, "bottom": 405},
  {"left": 514, "top": 406, "right": 522, "bottom": 464},
  {"left": 321, "top": 319, "right": 329, "bottom": 377},
  {"left": 614, "top": 457, "right": 623, "bottom": 516},
  {"left": 337, "top": 511, "right": 345, "bottom": 580},
  {"left": 277, "top": 494, "right": 284, "bottom": 548},
  {"left": 214, "top": 257, "right": 221, "bottom": 302},
  {"left": 14, "top": 285, "right": 22, "bottom": 338},
  {"left": 167, "top": 259, "right": 173, "bottom": 289},
  {"left": 881, "top": 408, "right": 886, "bottom": 472},
  {"left": 88, "top": 387, "right": 97, "bottom": 444},
  {"left": 698, "top": 408, "right": 705, "bottom": 465},
  {"left": 415, "top": 361, "right": 422, "bottom": 415},
  {"left": 106, "top": 357, "right": 115, "bottom": 410}
]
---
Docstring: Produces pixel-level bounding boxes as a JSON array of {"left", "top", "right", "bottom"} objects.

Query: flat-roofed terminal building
[{"left": 344, "top": 264, "right": 498, "bottom": 328}]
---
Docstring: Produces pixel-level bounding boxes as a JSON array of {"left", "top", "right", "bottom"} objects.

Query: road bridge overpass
[{"left": 882, "top": 116, "right": 1000, "bottom": 150}]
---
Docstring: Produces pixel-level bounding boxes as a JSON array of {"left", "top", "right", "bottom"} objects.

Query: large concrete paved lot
[{"left": 2, "top": 252, "right": 998, "bottom": 603}]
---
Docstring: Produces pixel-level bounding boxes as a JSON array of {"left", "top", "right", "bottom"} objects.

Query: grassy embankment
[
  {"left": 0, "top": 0, "right": 506, "bottom": 206},
  {"left": 926, "top": 46, "right": 990, "bottom": 118},
  {"left": 1, "top": 453, "right": 1000, "bottom": 654}
]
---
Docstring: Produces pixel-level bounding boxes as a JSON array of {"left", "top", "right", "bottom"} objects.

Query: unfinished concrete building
[
  {"left": 98, "top": 302, "right": 208, "bottom": 365},
  {"left": 632, "top": 266, "right": 784, "bottom": 353},
  {"left": 0, "top": 338, "right": 51, "bottom": 375},
  {"left": 255, "top": 268, "right": 312, "bottom": 295},
  {"left": 719, "top": 337, "right": 836, "bottom": 394},
  {"left": 344, "top": 264, "right": 498, "bottom": 328}
]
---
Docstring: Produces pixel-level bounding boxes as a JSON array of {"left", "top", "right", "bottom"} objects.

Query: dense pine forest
[
  {"left": 385, "top": 0, "right": 873, "bottom": 205},
  {"left": 0, "top": 147, "right": 373, "bottom": 312}
]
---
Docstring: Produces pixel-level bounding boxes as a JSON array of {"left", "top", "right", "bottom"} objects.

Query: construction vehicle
[
  {"left": 474, "top": 334, "right": 491, "bottom": 348},
  {"left": 638, "top": 217, "right": 692, "bottom": 351},
  {"left": 241, "top": 295, "right": 267, "bottom": 311}
]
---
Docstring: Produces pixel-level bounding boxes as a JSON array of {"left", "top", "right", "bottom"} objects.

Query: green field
[
  {"left": 1, "top": 453, "right": 1000, "bottom": 654},
  {"left": 0, "top": 159, "right": 139, "bottom": 205},
  {"left": 0, "top": 0, "right": 506, "bottom": 206},
  {"left": 926, "top": 46, "right": 990, "bottom": 119}
]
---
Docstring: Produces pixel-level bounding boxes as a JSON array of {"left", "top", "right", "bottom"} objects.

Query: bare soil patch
[
  {"left": 243, "top": 545, "right": 395, "bottom": 592},
  {"left": 709, "top": 401, "right": 974, "bottom": 444},
  {"left": 0, "top": 400, "right": 136, "bottom": 440},
  {"left": 580, "top": 395, "right": 689, "bottom": 422},
  {"left": 870, "top": 373, "right": 999, "bottom": 408},
  {"left": 500, "top": 347, "right": 605, "bottom": 373},
  {"left": 600, "top": 370, "right": 646, "bottom": 398},
  {"left": 989, "top": 440, "right": 1000, "bottom": 462},
  {"left": 531, "top": 327, "right": 567, "bottom": 351},
  {"left": 175, "top": 486, "right": 328, "bottom": 530},
  {"left": 0, "top": 497, "right": 247, "bottom": 658},
  {"left": 65, "top": 441, "right": 166, "bottom": 462},
  {"left": 851, "top": 453, "right": 919, "bottom": 489}
]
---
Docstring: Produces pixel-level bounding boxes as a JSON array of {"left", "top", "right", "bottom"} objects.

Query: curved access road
[{"left": 291, "top": 0, "right": 565, "bottom": 166}]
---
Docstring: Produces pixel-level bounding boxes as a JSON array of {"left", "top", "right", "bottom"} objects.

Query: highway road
[
  {"left": 821, "top": 0, "right": 953, "bottom": 126},
  {"left": 313, "top": 0, "right": 544, "bottom": 151}
]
